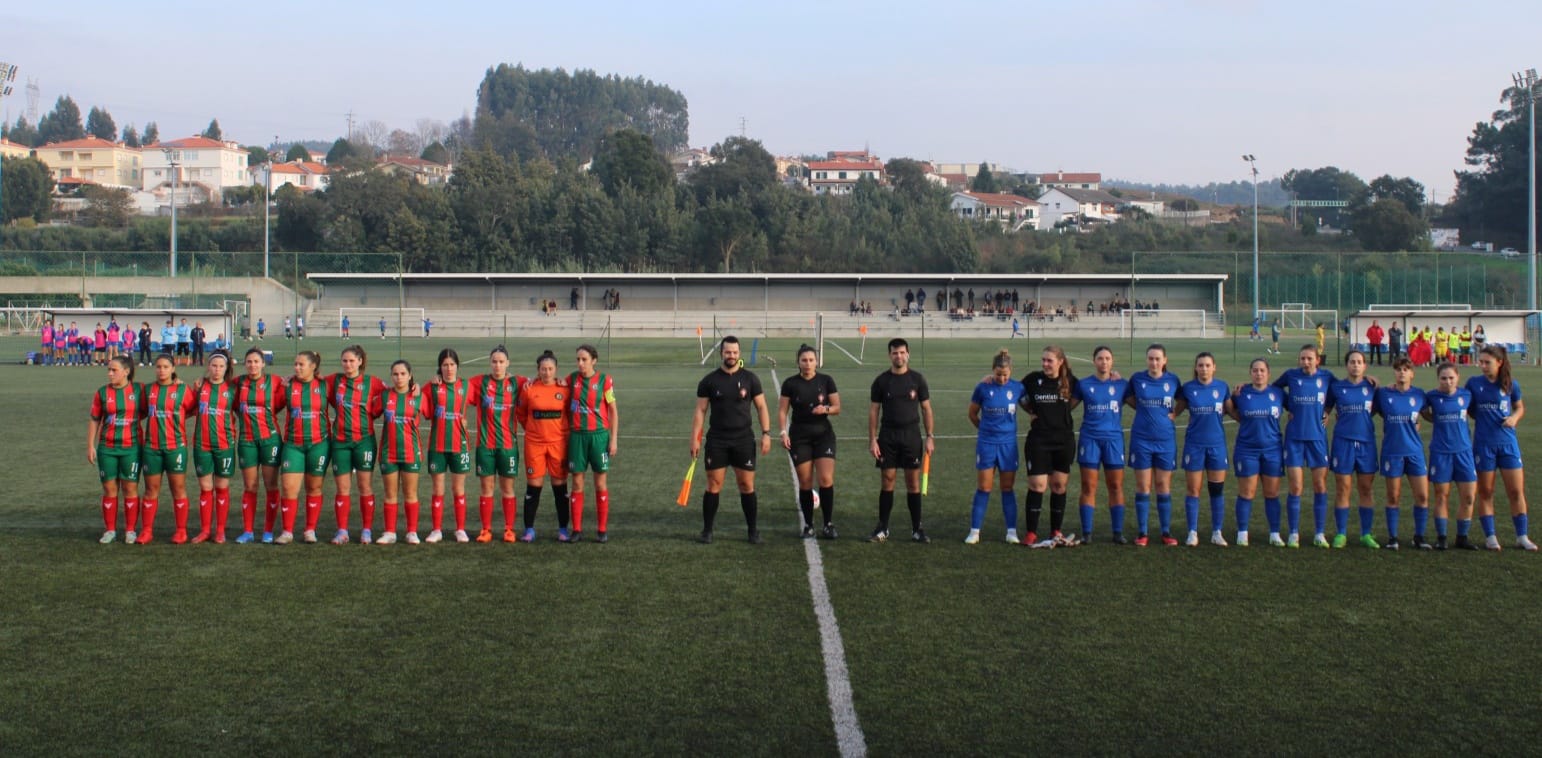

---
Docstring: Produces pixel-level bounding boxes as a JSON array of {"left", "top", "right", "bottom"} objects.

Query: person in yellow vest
[
  {"left": 1315, "top": 321, "right": 1327, "bottom": 356},
  {"left": 1433, "top": 327, "right": 1449, "bottom": 361},
  {"left": 1421, "top": 325, "right": 1433, "bottom": 345},
  {"left": 1457, "top": 326, "right": 1473, "bottom": 364}
]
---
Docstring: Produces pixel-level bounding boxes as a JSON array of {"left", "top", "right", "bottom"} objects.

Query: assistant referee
[
  {"left": 867, "top": 338, "right": 935, "bottom": 543},
  {"left": 690, "top": 336, "right": 773, "bottom": 544}
]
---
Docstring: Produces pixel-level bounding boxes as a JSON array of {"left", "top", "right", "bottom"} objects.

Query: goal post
[
  {"left": 1276, "top": 305, "right": 1339, "bottom": 333},
  {"left": 1117, "top": 309, "right": 1214, "bottom": 338},
  {"left": 339, "top": 307, "right": 426, "bottom": 339}
]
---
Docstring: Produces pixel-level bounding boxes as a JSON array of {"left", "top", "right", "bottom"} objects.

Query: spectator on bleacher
[
  {"left": 905, "top": 289, "right": 915, "bottom": 314},
  {"left": 570, "top": 287, "right": 580, "bottom": 311},
  {"left": 1012, "top": 289, "right": 1020, "bottom": 310},
  {"left": 936, "top": 290, "right": 945, "bottom": 312},
  {"left": 1366, "top": 320, "right": 1385, "bottom": 365},
  {"left": 916, "top": 287, "right": 926, "bottom": 313}
]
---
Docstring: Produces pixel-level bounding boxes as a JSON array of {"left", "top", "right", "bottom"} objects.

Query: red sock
[
  {"left": 334, "top": 495, "right": 351, "bottom": 531},
  {"left": 281, "top": 498, "right": 298, "bottom": 532},
  {"left": 502, "top": 497, "right": 517, "bottom": 530},
  {"left": 431, "top": 495, "right": 444, "bottom": 531},
  {"left": 360, "top": 495, "right": 376, "bottom": 532},
  {"left": 102, "top": 495, "right": 117, "bottom": 532},
  {"left": 242, "top": 491, "right": 257, "bottom": 532},
  {"left": 305, "top": 494, "right": 322, "bottom": 531},
  {"left": 214, "top": 488, "right": 230, "bottom": 534},
  {"left": 197, "top": 491, "right": 213, "bottom": 533},
  {"left": 453, "top": 494, "right": 467, "bottom": 531},
  {"left": 479, "top": 496, "right": 494, "bottom": 531},
  {"left": 406, "top": 500, "right": 421, "bottom": 532},
  {"left": 174, "top": 498, "right": 190, "bottom": 533},
  {"left": 597, "top": 489, "right": 610, "bottom": 532},
  {"left": 265, "top": 491, "right": 280, "bottom": 532},
  {"left": 125, "top": 496, "right": 139, "bottom": 532},
  {"left": 384, "top": 501, "right": 399, "bottom": 532},
  {"left": 141, "top": 499, "right": 159, "bottom": 535},
  {"left": 572, "top": 491, "right": 586, "bottom": 532}
]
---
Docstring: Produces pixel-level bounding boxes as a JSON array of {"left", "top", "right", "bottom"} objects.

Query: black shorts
[
  {"left": 704, "top": 437, "right": 756, "bottom": 471},
  {"left": 876, "top": 427, "right": 923, "bottom": 470},
  {"left": 787, "top": 428, "right": 837, "bottom": 465},
  {"left": 1024, "top": 434, "right": 1075, "bottom": 475}
]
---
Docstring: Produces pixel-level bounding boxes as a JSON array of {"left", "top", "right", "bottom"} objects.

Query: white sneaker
[
  {"left": 330, "top": 530, "right": 349, "bottom": 545},
  {"left": 1210, "top": 530, "right": 1228, "bottom": 547},
  {"left": 963, "top": 530, "right": 980, "bottom": 545},
  {"left": 453, "top": 529, "right": 470, "bottom": 543},
  {"left": 1268, "top": 532, "right": 1285, "bottom": 547},
  {"left": 1185, "top": 530, "right": 1199, "bottom": 547},
  {"left": 1517, "top": 535, "right": 1539, "bottom": 552},
  {"left": 99, "top": 530, "right": 116, "bottom": 544},
  {"left": 376, "top": 532, "right": 397, "bottom": 545},
  {"left": 360, "top": 529, "right": 373, "bottom": 545},
  {"left": 1236, "top": 531, "right": 1250, "bottom": 547},
  {"left": 425, "top": 529, "right": 443, "bottom": 543},
  {"left": 1484, "top": 535, "right": 1502, "bottom": 551},
  {"left": 1005, "top": 529, "right": 1020, "bottom": 545},
  {"left": 1287, "top": 532, "right": 1301, "bottom": 548},
  {"left": 405, "top": 532, "right": 421, "bottom": 545},
  {"left": 275, "top": 531, "right": 294, "bottom": 545},
  {"left": 125, "top": 530, "right": 137, "bottom": 545}
]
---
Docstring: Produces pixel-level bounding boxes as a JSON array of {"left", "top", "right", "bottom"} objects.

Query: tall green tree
[
  {"left": 970, "top": 163, "right": 998, "bottom": 193},
  {"left": 4, "top": 116, "right": 39, "bottom": 147},
  {"left": 36, "top": 95, "right": 86, "bottom": 144},
  {"left": 326, "top": 138, "right": 361, "bottom": 165},
  {"left": 1, "top": 157, "right": 53, "bottom": 224},
  {"left": 85, "top": 107, "right": 117, "bottom": 141},
  {"left": 120, "top": 124, "right": 141, "bottom": 148},
  {"left": 244, "top": 145, "right": 269, "bottom": 165},
  {"left": 285, "top": 144, "right": 312, "bottom": 162},
  {"left": 1365, "top": 175, "right": 1426, "bottom": 217},
  {"left": 1450, "top": 82, "right": 1541, "bottom": 247},
  {"left": 1353, "top": 198, "right": 1427, "bottom": 251},
  {"left": 688, "top": 136, "right": 776, "bottom": 204},
  {"left": 590, "top": 128, "right": 672, "bottom": 199},
  {"left": 420, "top": 141, "right": 450, "bottom": 164},
  {"left": 142, "top": 121, "right": 159, "bottom": 145},
  {"left": 78, "top": 185, "right": 135, "bottom": 228},
  {"left": 1280, "top": 166, "right": 1367, "bottom": 228},
  {"left": 474, "top": 64, "right": 689, "bottom": 161},
  {"left": 203, "top": 118, "right": 223, "bottom": 140}
]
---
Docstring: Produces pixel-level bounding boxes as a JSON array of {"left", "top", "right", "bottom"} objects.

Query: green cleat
[
  {"left": 1313, "top": 533, "right": 1330, "bottom": 548},
  {"left": 1286, "top": 533, "right": 1301, "bottom": 548},
  {"left": 1331, "top": 533, "right": 1348, "bottom": 549},
  {"left": 1359, "top": 534, "right": 1382, "bottom": 550}
]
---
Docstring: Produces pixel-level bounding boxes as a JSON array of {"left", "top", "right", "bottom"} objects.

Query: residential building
[
  {"left": 1036, "top": 171, "right": 1101, "bottom": 190},
  {"left": 377, "top": 154, "right": 452, "bottom": 185},
  {"left": 936, "top": 162, "right": 1011, "bottom": 178},
  {"left": 252, "top": 160, "right": 331, "bottom": 192},
  {"left": 141, "top": 136, "right": 251, "bottom": 206},
  {"left": 1037, "top": 187, "right": 1122, "bottom": 228},
  {"left": 808, "top": 152, "right": 884, "bottom": 195},
  {"left": 951, "top": 191, "right": 1039, "bottom": 231},
  {"left": 32, "top": 137, "right": 141, "bottom": 188},
  {"left": 0, "top": 138, "right": 30, "bottom": 160}
]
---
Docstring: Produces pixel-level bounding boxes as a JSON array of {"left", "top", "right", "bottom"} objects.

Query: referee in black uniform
[
  {"left": 779, "top": 344, "right": 841, "bottom": 539},
  {"left": 1019, "top": 345, "right": 1079, "bottom": 546},
  {"left": 690, "top": 336, "right": 773, "bottom": 544},
  {"left": 867, "top": 337, "right": 935, "bottom": 543}
]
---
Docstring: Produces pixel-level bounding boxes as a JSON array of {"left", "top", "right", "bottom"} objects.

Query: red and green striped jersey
[
  {"left": 325, "top": 373, "right": 385, "bottom": 443},
  {"left": 284, "top": 377, "right": 330, "bottom": 446},
  {"left": 91, "top": 383, "right": 143, "bottom": 448},
  {"left": 143, "top": 382, "right": 197, "bottom": 451},
  {"left": 566, "top": 371, "right": 615, "bottom": 432},
  {"left": 469, "top": 373, "right": 526, "bottom": 450},
  {"left": 425, "top": 378, "right": 470, "bottom": 453},
  {"left": 194, "top": 379, "right": 238, "bottom": 451},
  {"left": 236, "top": 374, "right": 285, "bottom": 443},
  {"left": 378, "top": 388, "right": 425, "bottom": 464}
]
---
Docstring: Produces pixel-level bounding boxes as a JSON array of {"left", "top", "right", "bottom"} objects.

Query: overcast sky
[{"left": 5, "top": 0, "right": 1537, "bottom": 200}]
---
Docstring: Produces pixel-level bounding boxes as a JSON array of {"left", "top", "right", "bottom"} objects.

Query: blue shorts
[
  {"left": 1329, "top": 438, "right": 1378, "bottom": 476},
  {"left": 1234, "top": 445, "right": 1283, "bottom": 478},
  {"left": 1127, "top": 437, "right": 1176, "bottom": 471},
  {"left": 975, "top": 440, "right": 1019, "bottom": 473},
  {"left": 1380, "top": 452, "right": 1428, "bottom": 479},
  {"left": 1474, "top": 438, "right": 1524, "bottom": 472},
  {"left": 1078, "top": 437, "right": 1125, "bottom": 470},
  {"left": 1429, "top": 450, "right": 1477, "bottom": 484},
  {"left": 1284, "top": 439, "right": 1329, "bottom": 469},
  {"left": 1182, "top": 443, "right": 1228, "bottom": 472}
]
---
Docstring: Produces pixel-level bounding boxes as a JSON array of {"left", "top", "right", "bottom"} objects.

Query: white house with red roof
[
  {"left": 1036, "top": 171, "right": 1101, "bottom": 190},
  {"left": 141, "top": 136, "right": 250, "bottom": 205},
  {"left": 252, "top": 160, "right": 331, "bottom": 193},
  {"left": 950, "top": 191, "right": 1040, "bottom": 231},
  {"left": 0, "top": 137, "right": 30, "bottom": 160},
  {"left": 807, "top": 150, "right": 885, "bottom": 195},
  {"left": 376, "top": 154, "right": 452, "bottom": 185},
  {"left": 1037, "top": 187, "right": 1122, "bottom": 228}
]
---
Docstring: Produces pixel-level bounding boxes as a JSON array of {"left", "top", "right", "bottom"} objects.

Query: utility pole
[
  {"left": 1513, "top": 69, "right": 1538, "bottom": 312},
  {"left": 1244, "top": 154, "right": 1260, "bottom": 322}
]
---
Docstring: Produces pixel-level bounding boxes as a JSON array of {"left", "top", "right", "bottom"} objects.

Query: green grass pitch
[{"left": 3, "top": 331, "right": 1540, "bottom": 755}]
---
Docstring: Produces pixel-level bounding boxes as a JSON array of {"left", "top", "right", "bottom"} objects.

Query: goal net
[
  {"left": 340, "top": 307, "right": 426, "bottom": 338},
  {"left": 1117, "top": 309, "right": 1214, "bottom": 338},
  {"left": 1277, "top": 304, "right": 1338, "bottom": 333}
]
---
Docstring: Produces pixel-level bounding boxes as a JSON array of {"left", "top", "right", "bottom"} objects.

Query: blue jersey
[
  {"left": 1179, "top": 379, "right": 1229, "bottom": 447},
  {"left": 1233, "top": 385, "right": 1284, "bottom": 450},
  {"left": 1425, "top": 388, "right": 1473, "bottom": 454},
  {"left": 971, "top": 379, "right": 1024, "bottom": 445},
  {"left": 1125, "top": 371, "right": 1180, "bottom": 445},
  {"left": 1329, "top": 378, "right": 1376, "bottom": 443},
  {"left": 1464, "top": 376, "right": 1522, "bottom": 446},
  {"left": 1273, "top": 368, "right": 1336, "bottom": 443},
  {"left": 1076, "top": 375, "right": 1128, "bottom": 441},
  {"left": 1375, "top": 386, "right": 1426, "bottom": 458}
]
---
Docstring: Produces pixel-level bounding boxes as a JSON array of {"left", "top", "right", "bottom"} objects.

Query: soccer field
[{"left": 4, "top": 332, "right": 1541, "bottom": 755}]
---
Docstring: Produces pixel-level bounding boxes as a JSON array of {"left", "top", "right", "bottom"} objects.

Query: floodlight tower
[
  {"left": 1514, "top": 69, "right": 1538, "bottom": 311},
  {"left": 1244, "top": 154, "right": 1260, "bottom": 321},
  {"left": 0, "top": 62, "right": 17, "bottom": 227},
  {"left": 162, "top": 147, "right": 178, "bottom": 277}
]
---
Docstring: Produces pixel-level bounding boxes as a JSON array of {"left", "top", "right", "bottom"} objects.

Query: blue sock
[
  {"left": 1265, "top": 497, "right": 1282, "bottom": 533},
  {"left": 1515, "top": 513, "right": 1530, "bottom": 537},
  {"left": 1457, "top": 518, "right": 1471, "bottom": 537},
  {"left": 1359, "top": 506, "right": 1375, "bottom": 535},
  {"left": 1413, "top": 506, "right": 1429, "bottom": 537},
  {"left": 1236, "top": 497, "right": 1253, "bottom": 533},
  {"left": 1135, "top": 493, "right": 1151, "bottom": 534},
  {"left": 1002, "top": 490, "right": 1018, "bottom": 533},
  {"left": 1157, "top": 494, "right": 1173, "bottom": 534},
  {"left": 1110, "top": 504, "right": 1126, "bottom": 536},
  {"left": 1286, "top": 495, "right": 1302, "bottom": 534},
  {"left": 1079, "top": 504, "right": 1095, "bottom": 537},
  {"left": 970, "top": 490, "right": 989, "bottom": 530},
  {"left": 1481, "top": 515, "right": 1496, "bottom": 538},
  {"left": 1435, "top": 517, "right": 1449, "bottom": 538},
  {"left": 1387, "top": 507, "right": 1401, "bottom": 538},
  {"left": 1334, "top": 507, "right": 1348, "bottom": 536},
  {"left": 1184, "top": 496, "right": 1200, "bottom": 534},
  {"left": 1312, "top": 493, "right": 1328, "bottom": 535}
]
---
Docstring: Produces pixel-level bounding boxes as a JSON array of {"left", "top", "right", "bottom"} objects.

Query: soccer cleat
[
  {"left": 1484, "top": 536, "right": 1502, "bottom": 551},
  {"left": 235, "top": 531, "right": 255, "bottom": 544},
  {"left": 821, "top": 524, "right": 838, "bottom": 540},
  {"left": 911, "top": 529, "right": 930, "bottom": 544},
  {"left": 748, "top": 529, "right": 762, "bottom": 544},
  {"left": 301, "top": 530, "right": 318, "bottom": 544},
  {"left": 405, "top": 532, "right": 421, "bottom": 545},
  {"left": 1411, "top": 535, "right": 1433, "bottom": 550},
  {"left": 1236, "top": 532, "right": 1250, "bottom": 547},
  {"left": 596, "top": 531, "right": 609, "bottom": 543},
  {"left": 125, "top": 531, "right": 138, "bottom": 545},
  {"left": 698, "top": 529, "right": 713, "bottom": 544},
  {"left": 503, "top": 529, "right": 517, "bottom": 543},
  {"left": 1454, "top": 535, "right": 1477, "bottom": 550},
  {"left": 171, "top": 529, "right": 189, "bottom": 545},
  {"left": 1385, "top": 537, "right": 1401, "bottom": 551},
  {"left": 802, "top": 525, "right": 816, "bottom": 539},
  {"left": 963, "top": 531, "right": 980, "bottom": 545},
  {"left": 99, "top": 531, "right": 116, "bottom": 544},
  {"left": 261, "top": 531, "right": 274, "bottom": 544},
  {"left": 425, "top": 529, "right": 443, "bottom": 544},
  {"left": 331, "top": 530, "right": 350, "bottom": 545},
  {"left": 376, "top": 532, "right": 397, "bottom": 545},
  {"left": 1518, "top": 535, "right": 1539, "bottom": 552},
  {"left": 1435, "top": 536, "right": 1448, "bottom": 551},
  {"left": 191, "top": 531, "right": 209, "bottom": 545},
  {"left": 1286, "top": 533, "right": 1301, "bottom": 549},
  {"left": 475, "top": 529, "right": 493, "bottom": 543},
  {"left": 1005, "top": 530, "right": 1020, "bottom": 545},
  {"left": 521, "top": 528, "right": 536, "bottom": 543},
  {"left": 1160, "top": 533, "right": 1179, "bottom": 547},
  {"left": 1111, "top": 534, "right": 1129, "bottom": 546},
  {"left": 867, "top": 527, "right": 889, "bottom": 543},
  {"left": 1185, "top": 531, "right": 1200, "bottom": 547},
  {"left": 1359, "top": 534, "right": 1381, "bottom": 549},
  {"left": 1332, "top": 533, "right": 1348, "bottom": 549},
  {"left": 213, "top": 531, "right": 226, "bottom": 545},
  {"left": 274, "top": 531, "right": 294, "bottom": 545},
  {"left": 360, "top": 529, "right": 373, "bottom": 545},
  {"left": 1211, "top": 531, "right": 1229, "bottom": 547},
  {"left": 1312, "top": 533, "right": 1330, "bottom": 549},
  {"left": 571, "top": 530, "right": 585, "bottom": 543},
  {"left": 1134, "top": 535, "right": 1150, "bottom": 547},
  {"left": 1269, "top": 533, "right": 1286, "bottom": 547},
  {"left": 557, "top": 528, "right": 571, "bottom": 543},
  {"left": 453, "top": 529, "right": 470, "bottom": 543},
  {"left": 1022, "top": 531, "right": 1037, "bottom": 546}
]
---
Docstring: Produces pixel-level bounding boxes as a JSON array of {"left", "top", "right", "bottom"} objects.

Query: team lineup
[{"left": 87, "top": 334, "right": 1531, "bottom": 552}]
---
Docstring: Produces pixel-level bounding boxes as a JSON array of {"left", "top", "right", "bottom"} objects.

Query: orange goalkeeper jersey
[{"left": 518, "top": 379, "right": 570, "bottom": 446}]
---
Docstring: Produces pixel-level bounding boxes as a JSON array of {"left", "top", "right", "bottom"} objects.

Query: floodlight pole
[
  {"left": 163, "top": 147, "right": 178, "bottom": 278},
  {"left": 0, "top": 62, "right": 17, "bottom": 227},
  {"left": 263, "top": 136, "right": 275, "bottom": 279},
  {"left": 1516, "top": 69, "right": 1538, "bottom": 312},
  {"left": 1244, "top": 154, "right": 1260, "bottom": 321}
]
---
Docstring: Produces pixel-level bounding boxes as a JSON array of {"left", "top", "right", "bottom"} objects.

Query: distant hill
[{"left": 1106, "top": 178, "right": 1289, "bottom": 208}]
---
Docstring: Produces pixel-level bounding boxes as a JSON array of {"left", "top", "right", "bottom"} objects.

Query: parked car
[{"left": 1501, "top": 247, "right": 1521, "bottom": 257}]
